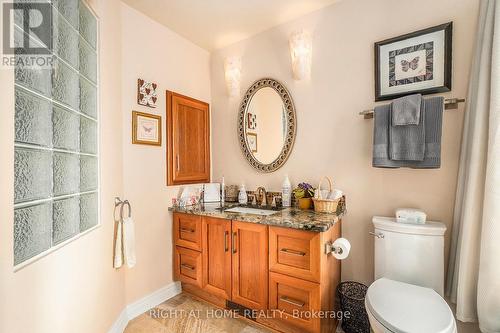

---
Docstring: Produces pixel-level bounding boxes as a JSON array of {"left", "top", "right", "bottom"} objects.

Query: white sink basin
[{"left": 224, "top": 207, "right": 278, "bottom": 216}]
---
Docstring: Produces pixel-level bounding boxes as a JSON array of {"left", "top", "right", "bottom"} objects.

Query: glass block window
[{"left": 14, "top": 0, "right": 99, "bottom": 267}]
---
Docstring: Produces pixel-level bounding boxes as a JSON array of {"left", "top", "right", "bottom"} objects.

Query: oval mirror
[{"left": 238, "top": 78, "right": 296, "bottom": 172}]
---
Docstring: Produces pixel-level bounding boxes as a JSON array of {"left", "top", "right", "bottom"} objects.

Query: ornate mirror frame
[{"left": 238, "top": 78, "right": 297, "bottom": 173}]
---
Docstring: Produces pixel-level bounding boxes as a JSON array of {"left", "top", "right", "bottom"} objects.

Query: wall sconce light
[
  {"left": 224, "top": 56, "right": 242, "bottom": 97},
  {"left": 289, "top": 30, "right": 312, "bottom": 80}
]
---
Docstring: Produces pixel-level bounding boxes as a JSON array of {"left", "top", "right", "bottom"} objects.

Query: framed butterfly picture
[
  {"left": 374, "top": 22, "right": 452, "bottom": 101},
  {"left": 137, "top": 78, "right": 158, "bottom": 108},
  {"left": 132, "top": 111, "right": 161, "bottom": 146}
]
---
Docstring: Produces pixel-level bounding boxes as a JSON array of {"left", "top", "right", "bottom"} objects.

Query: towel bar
[{"left": 359, "top": 98, "right": 466, "bottom": 119}]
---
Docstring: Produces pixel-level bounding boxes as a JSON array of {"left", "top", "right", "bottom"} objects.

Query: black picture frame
[{"left": 374, "top": 22, "right": 453, "bottom": 101}]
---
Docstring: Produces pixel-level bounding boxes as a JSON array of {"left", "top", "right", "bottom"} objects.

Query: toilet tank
[{"left": 372, "top": 216, "right": 447, "bottom": 296}]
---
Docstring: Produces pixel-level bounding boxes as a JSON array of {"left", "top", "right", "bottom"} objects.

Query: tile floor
[
  {"left": 124, "top": 293, "right": 270, "bottom": 333},
  {"left": 125, "top": 293, "right": 480, "bottom": 333}
]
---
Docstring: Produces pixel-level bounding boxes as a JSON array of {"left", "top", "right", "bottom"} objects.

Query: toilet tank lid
[{"left": 372, "top": 216, "right": 446, "bottom": 236}]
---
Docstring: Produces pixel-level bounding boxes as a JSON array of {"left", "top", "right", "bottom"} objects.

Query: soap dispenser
[{"left": 238, "top": 183, "right": 248, "bottom": 204}]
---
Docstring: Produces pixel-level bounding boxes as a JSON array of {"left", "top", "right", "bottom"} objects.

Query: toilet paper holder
[{"left": 325, "top": 241, "right": 344, "bottom": 255}]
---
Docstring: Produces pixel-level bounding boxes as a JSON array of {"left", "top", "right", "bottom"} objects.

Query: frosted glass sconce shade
[
  {"left": 289, "top": 30, "right": 312, "bottom": 80},
  {"left": 224, "top": 56, "right": 242, "bottom": 97}
]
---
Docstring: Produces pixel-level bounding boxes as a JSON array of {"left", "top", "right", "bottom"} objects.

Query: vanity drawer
[
  {"left": 269, "top": 227, "right": 321, "bottom": 282},
  {"left": 174, "top": 246, "right": 202, "bottom": 288},
  {"left": 174, "top": 213, "right": 202, "bottom": 251},
  {"left": 269, "top": 272, "right": 321, "bottom": 333}
]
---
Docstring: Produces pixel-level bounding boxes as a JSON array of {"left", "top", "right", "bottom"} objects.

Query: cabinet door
[
  {"left": 231, "top": 221, "right": 268, "bottom": 309},
  {"left": 202, "top": 217, "right": 232, "bottom": 300},
  {"left": 166, "top": 91, "right": 210, "bottom": 185}
]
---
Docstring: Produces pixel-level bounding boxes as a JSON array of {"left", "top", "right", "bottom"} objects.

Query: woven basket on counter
[{"left": 312, "top": 176, "right": 341, "bottom": 213}]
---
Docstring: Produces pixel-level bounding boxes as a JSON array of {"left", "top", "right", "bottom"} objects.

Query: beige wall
[
  {"left": 210, "top": 0, "right": 479, "bottom": 284},
  {"left": 120, "top": 3, "right": 211, "bottom": 305},
  {"left": 0, "top": 0, "right": 127, "bottom": 332}
]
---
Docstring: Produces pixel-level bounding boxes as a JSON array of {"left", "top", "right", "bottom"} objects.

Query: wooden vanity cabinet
[
  {"left": 173, "top": 212, "right": 341, "bottom": 333},
  {"left": 166, "top": 91, "right": 210, "bottom": 186},
  {"left": 174, "top": 215, "right": 268, "bottom": 308}
]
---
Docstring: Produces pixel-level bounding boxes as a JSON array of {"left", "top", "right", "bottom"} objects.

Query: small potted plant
[{"left": 293, "top": 182, "right": 315, "bottom": 210}]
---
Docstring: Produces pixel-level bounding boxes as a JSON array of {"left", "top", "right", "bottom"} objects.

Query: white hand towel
[
  {"left": 122, "top": 217, "right": 136, "bottom": 268},
  {"left": 327, "top": 189, "right": 343, "bottom": 200},
  {"left": 113, "top": 221, "right": 123, "bottom": 268}
]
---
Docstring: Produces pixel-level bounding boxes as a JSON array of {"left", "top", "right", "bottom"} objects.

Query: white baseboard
[
  {"left": 108, "top": 281, "right": 182, "bottom": 333},
  {"left": 108, "top": 308, "right": 129, "bottom": 333},
  {"left": 126, "top": 281, "right": 182, "bottom": 320}
]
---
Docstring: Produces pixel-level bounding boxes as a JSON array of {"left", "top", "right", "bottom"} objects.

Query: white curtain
[{"left": 446, "top": 0, "right": 500, "bottom": 332}]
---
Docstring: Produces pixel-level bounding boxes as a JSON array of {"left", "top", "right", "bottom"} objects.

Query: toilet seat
[{"left": 365, "top": 278, "right": 456, "bottom": 333}]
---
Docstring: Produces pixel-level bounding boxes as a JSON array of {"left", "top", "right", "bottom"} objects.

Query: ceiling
[{"left": 121, "top": 0, "right": 338, "bottom": 51}]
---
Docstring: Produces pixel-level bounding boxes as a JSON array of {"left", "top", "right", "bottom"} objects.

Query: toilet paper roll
[{"left": 332, "top": 237, "right": 351, "bottom": 260}]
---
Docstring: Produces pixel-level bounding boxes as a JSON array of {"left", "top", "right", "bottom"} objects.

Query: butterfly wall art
[
  {"left": 374, "top": 22, "right": 452, "bottom": 101},
  {"left": 137, "top": 79, "right": 158, "bottom": 108},
  {"left": 400, "top": 57, "right": 420, "bottom": 72},
  {"left": 132, "top": 111, "right": 162, "bottom": 146}
]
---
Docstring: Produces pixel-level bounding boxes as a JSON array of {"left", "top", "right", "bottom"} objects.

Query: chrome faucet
[{"left": 255, "top": 187, "right": 267, "bottom": 207}]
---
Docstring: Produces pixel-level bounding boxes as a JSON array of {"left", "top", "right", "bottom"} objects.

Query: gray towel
[
  {"left": 392, "top": 94, "right": 422, "bottom": 125},
  {"left": 389, "top": 98, "right": 425, "bottom": 161},
  {"left": 373, "top": 96, "right": 444, "bottom": 169}
]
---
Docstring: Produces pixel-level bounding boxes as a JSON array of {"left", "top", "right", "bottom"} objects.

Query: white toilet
[{"left": 365, "top": 216, "right": 457, "bottom": 333}]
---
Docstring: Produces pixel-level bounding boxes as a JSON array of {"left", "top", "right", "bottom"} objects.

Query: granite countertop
[{"left": 169, "top": 202, "right": 344, "bottom": 232}]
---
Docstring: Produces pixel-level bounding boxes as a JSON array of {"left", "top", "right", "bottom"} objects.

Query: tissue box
[
  {"left": 203, "top": 183, "right": 221, "bottom": 203},
  {"left": 395, "top": 208, "right": 427, "bottom": 224}
]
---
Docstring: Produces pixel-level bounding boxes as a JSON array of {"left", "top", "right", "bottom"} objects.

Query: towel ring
[
  {"left": 120, "top": 200, "right": 132, "bottom": 220},
  {"left": 114, "top": 197, "right": 132, "bottom": 222}
]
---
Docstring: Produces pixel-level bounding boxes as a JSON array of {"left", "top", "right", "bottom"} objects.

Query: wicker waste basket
[{"left": 337, "top": 281, "right": 370, "bottom": 333}]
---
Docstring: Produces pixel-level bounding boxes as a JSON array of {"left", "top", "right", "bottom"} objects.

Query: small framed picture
[
  {"left": 246, "top": 133, "right": 257, "bottom": 153},
  {"left": 374, "top": 22, "right": 452, "bottom": 101},
  {"left": 132, "top": 111, "right": 161, "bottom": 146},
  {"left": 137, "top": 78, "right": 158, "bottom": 108},
  {"left": 247, "top": 113, "right": 257, "bottom": 130}
]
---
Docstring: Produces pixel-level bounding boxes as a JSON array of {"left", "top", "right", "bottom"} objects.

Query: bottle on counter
[
  {"left": 221, "top": 176, "right": 225, "bottom": 206},
  {"left": 238, "top": 183, "right": 248, "bottom": 204},
  {"left": 282, "top": 175, "right": 291, "bottom": 207}
]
